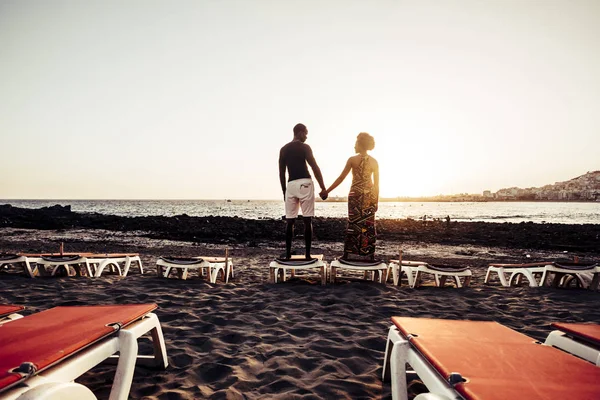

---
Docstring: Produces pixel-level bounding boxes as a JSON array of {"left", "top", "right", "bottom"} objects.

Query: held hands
[{"left": 319, "top": 189, "right": 328, "bottom": 201}]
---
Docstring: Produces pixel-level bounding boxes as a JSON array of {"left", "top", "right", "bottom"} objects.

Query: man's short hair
[{"left": 293, "top": 123, "right": 307, "bottom": 136}]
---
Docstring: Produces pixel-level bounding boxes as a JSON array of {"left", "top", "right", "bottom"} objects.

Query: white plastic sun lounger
[
  {"left": 382, "top": 317, "right": 600, "bottom": 400},
  {"left": 539, "top": 262, "right": 599, "bottom": 289},
  {"left": 33, "top": 253, "right": 144, "bottom": 278},
  {"left": 0, "top": 305, "right": 24, "bottom": 325},
  {"left": 90, "top": 254, "right": 144, "bottom": 277},
  {"left": 484, "top": 262, "right": 550, "bottom": 287},
  {"left": 269, "top": 255, "right": 327, "bottom": 285},
  {"left": 544, "top": 322, "right": 600, "bottom": 366},
  {"left": 389, "top": 260, "right": 471, "bottom": 288},
  {"left": 387, "top": 260, "right": 428, "bottom": 287},
  {"left": 35, "top": 255, "right": 94, "bottom": 277},
  {"left": 0, "top": 254, "right": 41, "bottom": 278},
  {"left": 0, "top": 304, "right": 168, "bottom": 400},
  {"left": 157, "top": 250, "right": 233, "bottom": 283},
  {"left": 329, "top": 258, "right": 388, "bottom": 284}
]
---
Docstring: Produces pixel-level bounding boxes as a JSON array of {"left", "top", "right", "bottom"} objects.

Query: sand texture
[{"left": 1, "top": 218, "right": 600, "bottom": 399}]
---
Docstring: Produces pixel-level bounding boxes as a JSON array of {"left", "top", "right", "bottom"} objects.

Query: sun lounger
[
  {"left": 88, "top": 253, "right": 144, "bottom": 277},
  {"left": 328, "top": 258, "right": 388, "bottom": 284},
  {"left": 32, "top": 253, "right": 143, "bottom": 278},
  {"left": 484, "top": 262, "right": 551, "bottom": 287},
  {"left": 36, "top": 255, "right": 93, "bottom": 277},
  {"left": 0, "top": 305, "right": 24, "bottom": 324},
  {"left": 269, "top": 255, "right": 327, "bottom": 285},
  {"left": 382, "top": 316, "right": 600, "bottom": 400},
  {"left": 0, "top": 304, "right": 168, "bottom": 400},
  {"left": 485, "top": 261, "right": 599, "bottom": 289},
  {"left": 540, "top": 262, "right": 599, "bottom": 289},
  {"left": 387, "top": 260, "right": 428, "bottom": 286},
  {"left": 545, "top": 322, "right": 600, "bottom": 366},
  {"left": 389, "top": 260, "right": 471, "bottom": 288},
  {"left": 0, "top": 254, "right": 40, "bottom": 278},
  {"left": 157, "top": 249, "right": 233, "bottom": 283}
]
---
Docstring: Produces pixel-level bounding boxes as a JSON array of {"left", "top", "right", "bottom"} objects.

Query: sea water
[{"left": 1, "top": 200, "right": 599, "bottom": 224}]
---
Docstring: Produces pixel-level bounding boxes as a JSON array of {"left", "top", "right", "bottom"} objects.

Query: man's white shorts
[{"left": 285, "top": 178, "right": 315, "bottom": 219}]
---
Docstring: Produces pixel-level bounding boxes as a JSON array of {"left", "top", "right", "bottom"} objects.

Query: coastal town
[{"left": 486, "top": 170, "right": 600, "bottom": 201}]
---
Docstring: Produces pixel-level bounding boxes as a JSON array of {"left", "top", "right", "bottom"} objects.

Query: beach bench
[
  {"left": 389, "top": 260, "right": 471, "bottom": 288},
  {"left": 382, "top": 317, "right": 600, "bottom": 400},
  {"left": 0, "top": 305, "right": 24, "bottom": 324},
  {"left": 0, "top": 304, "right": 168, "bottom": 400},
  {"left": 157, "top": 249, "right": 233, "bottom": 283},
  {"left": 269, "top": 255, "right": 327, "bottom": 285},
  {"left": 545, "top": 322, "right": 600, "bottom": 366},
  {"left": 328, "top": 258, "right": 388, "bottom": 284}
]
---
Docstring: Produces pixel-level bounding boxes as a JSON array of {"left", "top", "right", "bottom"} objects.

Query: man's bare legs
[
  {"left": 285, "top": 219, "right": 295, "bottom": 259},
  {"left": 285, "top": 217, "right": 313, "bottom": 260},
  {"left": 303, "top": 216, "right": 312, "bottom": 259}
]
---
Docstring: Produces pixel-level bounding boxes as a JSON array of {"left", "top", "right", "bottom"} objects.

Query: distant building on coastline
[{"left": 491, "top": 171, "right": 600, "bottom": 201}]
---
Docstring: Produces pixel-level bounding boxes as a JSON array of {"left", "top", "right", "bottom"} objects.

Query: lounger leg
[
  {"left": 453, "top": 276, "right": 462, "bottom": 288},
  {"left": 110, "top": 330, "right": 138, "bottom": 400},
  {"left": 330, "top": 266, "right": 337, "bottom": 284},
  {"left": 320, "top": 265, "right": 326, "bottom": 286},
  {"left": 23, "top": 260, "right": 37, "bottom": 278},
  {"left": 463, "top": 275, "right": 471, "bottom": 287},
  {"left": 413, "top": 271, "right": 422, "bottom": 288},
  {"left": 484, "top": 268, "right": 492, "bottom": 284},
  {"left": 122, "top": 258, "right": 132, "bottom": 276},
  {"left": 551, "top": 272, "right": 564, "bottom": 288},
  {"left": 392, "top": 265, "right": 399, "bottom": 286},
  {"left": 269, "top": 267, "right": 276, "bottom": 283},
  {"left": 438, "top": 276, "right": 447, "bottom": 287},
  {"left": 590, "top": 273, "right": 600, "bottom": 291},
  {"left": 390, "top": 337, "right": 409, "bottom": 400}
]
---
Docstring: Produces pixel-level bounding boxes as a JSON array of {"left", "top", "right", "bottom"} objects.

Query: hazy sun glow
[{"left": 0, "top": 1, "right": 598, "bottom": 200}]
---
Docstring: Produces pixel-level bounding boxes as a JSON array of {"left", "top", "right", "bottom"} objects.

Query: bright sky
[{"left": 1, "top": 0, "right": 598, "bottom": 200}]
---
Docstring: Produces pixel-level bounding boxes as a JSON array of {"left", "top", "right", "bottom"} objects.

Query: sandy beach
[{"left": 1, "top": 216, "right": 600, "bottom": 399}]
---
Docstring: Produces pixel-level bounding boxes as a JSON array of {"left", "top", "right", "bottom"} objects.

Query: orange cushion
[
  {"left": 0, "top": 305, "right": 24, "bottom": 318},
  {"left": 391, "top": 317, "right": 600, "bottom": 400},
  {"left": 551, "top": 322, "right": 600, "bottom": 346},
  {"left": 0, "top": 304, "right": 157, "bottom": 392}
]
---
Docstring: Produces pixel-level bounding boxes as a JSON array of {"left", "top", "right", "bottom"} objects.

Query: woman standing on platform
[{"left": 320, "top": 132, "right": 379, "bottom": 261}]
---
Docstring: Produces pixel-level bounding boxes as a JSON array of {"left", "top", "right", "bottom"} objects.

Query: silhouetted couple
[{"left": 278, "top": 123, "right": 379, "bottom": 261}]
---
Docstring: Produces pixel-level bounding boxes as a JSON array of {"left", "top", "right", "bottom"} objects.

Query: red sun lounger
[
  {"left": 0, "top": 305, "right": 24, "bottom": 324},
  {"left": 0, "top": 304, "right": 168, "bottom": 400},
  {"left": 382, "top": 317, "right": 600, "bottom": 400},
  {"left": 545, "top": 322, "right": 600, "bottom": 366}
]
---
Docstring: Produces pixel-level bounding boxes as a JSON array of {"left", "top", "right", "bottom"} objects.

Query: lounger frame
[
  {"left": 0, "top": 312, "right": 168, "bottom": 400},
  {"left": 269, "top": 256, "right": 327, "bottom": 285},
  {"left": 382, "top": 325, "right": 460, "bottom": 400},
  {"left": 329, "top": 259, "right": 388, "bottom": 284},
  {"left": 157, "top": 254, "right": 233, "bottom": 283}
]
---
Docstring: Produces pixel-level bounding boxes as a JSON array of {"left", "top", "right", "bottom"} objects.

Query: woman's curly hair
[{"left": 356, "top": 132, "right": 375, "bottom": 151}]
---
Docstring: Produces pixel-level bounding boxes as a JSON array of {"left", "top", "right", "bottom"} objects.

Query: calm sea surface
[{"left": 1, "top": 200, "right": 599, "bottom": 224}]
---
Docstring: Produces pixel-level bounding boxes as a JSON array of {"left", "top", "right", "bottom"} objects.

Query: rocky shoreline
[{"left": 1, "top": 204, "right": 599, "bottom": 253}]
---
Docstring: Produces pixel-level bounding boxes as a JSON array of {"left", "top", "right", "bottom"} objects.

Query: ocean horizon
[{"left": 1, "top": 199, "right": 599, "bottom": 225}]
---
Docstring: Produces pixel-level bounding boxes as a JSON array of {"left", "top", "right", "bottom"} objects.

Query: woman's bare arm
[
  {"left": 325, "top": 158, "right": 352, "bottom": 194},
  {"left": 372, "top": 158, "right": 380, "bottom": 209}
]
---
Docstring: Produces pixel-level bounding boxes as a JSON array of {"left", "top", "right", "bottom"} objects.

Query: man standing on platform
[{"left": 278, "top": 123, "right": 327, "bottom": 260}]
